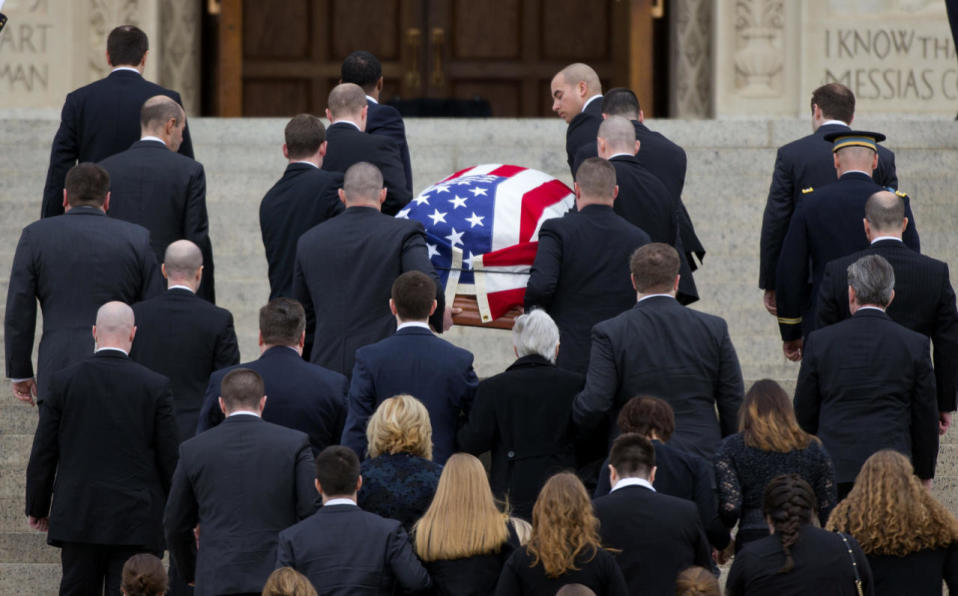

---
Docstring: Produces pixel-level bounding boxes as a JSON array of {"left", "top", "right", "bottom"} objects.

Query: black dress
[
  {"left": 357, "top": 453, "right": 442, "bottom": 532},
  {"left": 494, "top": 546, "right": 628, "bottom": 596},
  {"left": 867, "top": 543, "right": 958, "bottom": 595},
  {"left": 424, "top": 523, "right": 520, "bottom": 596}
]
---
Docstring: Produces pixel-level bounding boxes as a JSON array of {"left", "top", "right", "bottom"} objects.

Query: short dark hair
[
  {"left": 65, "top": 163, "right": 110, "bottom": 206},
  {"left": 601, "top": 87, "right": 640, "bottom": 118},
  {"left": 341, "top": 50, "right": 382, "bottom": 92},
  {"left": 630, "top": 243, "right": 680, "bottom": 293},
  {"left": 284, "top": 114, "right": 325, "bottom": 159},
  {"left": 617, "top": 396, "right": 675, "bottom": 441},
  {"left": 811, "top": 83, "right": 855, "bottom": 123},
  {"left": 609, "top": 433, "right": 655, "bottom": 478},
  {"left": 391, "top": 271, "right": 436, "bottom": 320},
  {"left": 315, "top": 445, "right": 360, "bottom": 495},
  {"left": 259, "top": 298, "right": 306, "bottom": 346},
  {"left": 864, "top": 191, "right": 905, "bottom": 232},
  {"left": 140, "top": 96, "right": 184, "bottom": 131},
  {"left": 575, "top": 158, "right": 616, "bottom": 199},
  {"left": 107, "top": 25, "right": 149, "bottom": 66},
  {"left": 220, "top": 368, "right": 264, "bottom": 411}
]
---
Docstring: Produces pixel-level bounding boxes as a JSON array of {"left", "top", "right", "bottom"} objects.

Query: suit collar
[
  {"left": 65, "top": 206, "right": 106, "bottom": 216},
  {"left": 816, "top": 122, "right": 850, "bottom": 136},
  {"left": 131, "top": 139, "right": 169, "bottom": 151},
  {"left": 839, "top": 171, "right": 873, "bottom": 182},
  {"left": 329, "top": 121, "right": 362, "bottom": 132},
  {"left": 166, "top": 287, "right": 196, "bottom": 297},
  {"left": 285, "top": 162, "right": 318, "bottom": 174},
  {"left": 852, "top": 308, "right": 889, "bottom": 320},
  {"left": 635, "top": 294, "right": 676, "bottom": 308},
  {"left": 395, "top": 326, "right": 433, "bottom": 337},
  {"left": 343, "top": 206, "right": 382, "bottom": 216},
  {"left": 318, "top": 503, "right": 360, "bottom": 513},
  {"left": 260, "top": 345, "right": 302, "bottom": 360},
  {"left": 93, "top": 349, "right": 128, "bottom": 360},
  {"left": 608, "top": 154, "right": 639, "bottom": 165},
  {"left": 871, "top": 238, "right": 904, "bottom": 249},
  {"left": 223, "top": 414, "right": 263, "bottom": 425},
  {"left": 107, "top": 69, "right": 142, "bottom": 80},
  {"left": 507, "top": 354, "right": 555, "bottom": 370},
  {"left": 578, "top": 204, "right": 615, "bottom": 216}
]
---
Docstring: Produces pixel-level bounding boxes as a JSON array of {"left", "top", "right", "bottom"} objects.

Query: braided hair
[
  {"left": 120, "top": 553, "right": 167, "bottom": 596},
  {"left": 763, "top": 474, "right": 817, "bottom": 574}
]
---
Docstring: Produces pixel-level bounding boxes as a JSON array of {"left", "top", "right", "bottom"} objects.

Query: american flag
[{"left": 398, "top": 164, "right": 574, "bottom": 322}]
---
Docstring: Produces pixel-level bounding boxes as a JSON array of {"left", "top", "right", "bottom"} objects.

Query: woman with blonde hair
[
  {"left": 495, "top": 473, "right": 627, "bottom": 595},
  {"left": 358, "top": 394, "right": 442, "bottom": 531},
  {"left": 674, "top": 566, "right": 720, "bottom": 596},
  {"left": 827, "top": 450, "right": 958, "bottom": 595},
  {"left": 261, "top": 567, "right": 318, "bottom": 596},
  {"left": 120, "top": 553, "right": 167, "bottom": 596},
  {"left": 413, "top": 453, "right": 519, "bottom": 595},
  {"left": 714, "top": 379, "right": 836, "bottom": 551}
]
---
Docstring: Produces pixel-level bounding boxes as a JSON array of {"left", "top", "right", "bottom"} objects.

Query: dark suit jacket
[
  {"left": 100, "top": 139, "right": 216, "bottom": 302},
  {"left": 259, "top": 163, "right": 344, "bottom": 299},
  {"left": 594, "top": 484, "right": 712, "bottom": 596},
  {"left": 609, "top": 155, "right": 698, "bottom": 304},
  {"left": 164, "top": 415, "right": 317, "bottom": 596},
  {"left": 794, "top": 309, "right": 939, "bottom": 482},
  {"left": 565, "top": 96, "right": 604, "bottom": 175},
  {"left": 42, "top": 69, "right": 194, "bottom": 219},
  {"left": 276, "top": 503, "right": 432, "bottom": 595},
  {"left": 775, "top": 172, "right": 920, "bottom": 341},
  {"left": 26, "top": 350, "right": 179, "bottom": 549},
  {"left": 292, "top": 206, "right": 445, "bottom": 376},
  {"left": 573, "top": 296, "right": 744, "bottom": 460},
  {"left": 4, "top": 207, "right": 163, "bottom": 397},
  {"left": 131, "top": 288, "right": 240, "bottom": 442},
  {"left": 195, "top": 346, "right": 348, "bottom": 455},
  {"left": 759, "top": 121, "right": 897, "bottom": 290},
  {"left": 457, "top": 354, "right": 585, "bottom": 520},
  {"left": 342, "top": 326, "right": 478, "bottom": 464},
  {"left": 524, "top": 204, "right": 650, "bottom": 374},
  {"left": 817, "top": 239, "right": 958, "bottom": 412},
  {"left": 322, "top": 122, "right": 411, "bottom": 215},
  {"left": 367, "top": 99, "right": 413, "bottom": 196}
]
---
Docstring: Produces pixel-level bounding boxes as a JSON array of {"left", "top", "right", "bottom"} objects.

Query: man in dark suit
[
  {"left": 573, "top": 243, "right": 744, "bottom": 460},
  {"left": 342, "top": 271, "right": 476, "bottom": 464},
  {"left": 6, "top": 163, "right": 162, "bottom": 404},
  {"left": 260, "top": 114, "right": 344, "bottom": 300},
  {"left": 196, "top": 298, "right": 348, "bottom": 455},
  {"left": 100, "top": 95, "right": 216, "bottom": 302},
  {"left": 322, "top": 83, "right": 410, "bottom": 215},
  {"left": 817, "top": 191, "right": 958, "bottom": 433},
  {"left": 574, "top": 87, "right": 705, "bottom": 269},
  {"left": 551, "top": 63, "right": 603, "bottom": 176},
  {"left": 341, "top": 50, "right": 413, "bottom": 195},
  {"left": 41, "top": 25, "right": 194, "bottom": 219},
  {"left": 795, "top": 255, "right": 939, "bottom": 498},
  {"left": 131, "top": 240, "right": 239, "bottom": 443},
  {"left": 597, "top": 116, "right": 698, "bottom": 304},
  {"left": 760, "top": 82, "right": 898, "bottom": 315},
  {"left": 775, "top": 130, "right": 919, "bottom": 360},
  {"left": 458, "top": 310, "right": 585, "bottom": 519},
  {"left": 165, "top": 369, "right": 317, "bottom": 596},
  {"left": 26, "top": 302, "right": 179, "bottom": 595},
  {"left": 593, "top": 434, "right": 712, "bottom": 596},
  {"left": 525, "top": 157, "right": 650, "bottom": 375},
  {"left": 276, "top": 446, "right": 432, "bottom": 595},
  {"left": 293, "top": 162, "right": 446, "bottom": 376}
]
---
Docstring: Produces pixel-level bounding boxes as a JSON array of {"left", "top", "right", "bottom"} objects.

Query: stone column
[
  {"left": 669, "top": 0, "right": 715, "bottom": 118},
  {"left": 158, "top": 0, "right": 201, "bottom": 115}
]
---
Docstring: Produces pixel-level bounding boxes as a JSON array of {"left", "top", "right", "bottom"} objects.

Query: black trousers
[{"left": 59, "top": 542, "right": 158, "bottom": 596}]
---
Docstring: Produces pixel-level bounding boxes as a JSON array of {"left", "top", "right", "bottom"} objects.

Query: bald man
[
  {"left": 550, "top": 63, "right": 603, "bottom": 176},
  {"left": 131, "top": 240, "right": 240, "bottom": 442},
  {"left": 100, "top": 95, "right": 217, "bottom": 302},
  {"left": 321, "top": 83, "right": 411, "bottom": 215},
  {"left": 26, "top": 301, "right": 179, "bottom": 595}
]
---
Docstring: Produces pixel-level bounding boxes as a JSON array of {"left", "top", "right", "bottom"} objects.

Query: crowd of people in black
[{"left": 7, "top": 23, "right": 958, "bottom": 596}]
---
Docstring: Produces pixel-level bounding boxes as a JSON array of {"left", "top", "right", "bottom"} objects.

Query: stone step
[
  {"left": 0, "top": 533, "right": 58, "bottom": 564},
  {"left": 0, "top": 563, "right": 60, "bottom": 596}
]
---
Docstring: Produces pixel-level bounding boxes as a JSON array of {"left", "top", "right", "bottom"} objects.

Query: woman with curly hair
[
  {"left": 827, "top": 450, "right": 958, "bottom": 595},
  {"left": 715, "top": 379, "right": 836, "bottom": 551},
  {"left": 726, "top": 474, "right": 873, "bottom": 595},
  {"left": 494, "top": 473, "right": 627, "bottom": 595}
]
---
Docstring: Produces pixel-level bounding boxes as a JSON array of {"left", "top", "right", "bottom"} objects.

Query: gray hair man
[{"left": 512, "top": 309, "right": 560, "bottom": 364}]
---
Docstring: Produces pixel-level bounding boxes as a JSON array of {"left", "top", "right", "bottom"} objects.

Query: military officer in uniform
[{"left": 775, "top": 130, "right": 919, "bottom": 360}]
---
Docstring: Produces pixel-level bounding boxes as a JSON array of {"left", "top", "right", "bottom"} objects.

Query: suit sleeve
[
  {"left": 164, "top": 451, "right": 199, "bottom": 583},
  {"left": 910, "top": 337, "right": 939, "bottom": 480},
  {"left": 25, "top": 380, "right": 62, "bottom": 517},
  {"left": 494, "top": 557, "right": 522, "bottom": 596},
  {"left": 400, "top": 225, "right": 445, "bottom": 333},
  {"left": 138, "top": 235, "right": 164, "bottom": 301},
  {"left": 341, "top": 355, "right": 376, "bottom": 458},
  {"left": 275, "top": 530, "right": 295, "bottom": 569},
  {"left": 793, "top": 334, "right": 822, "bottom": 434},
  {"left": 196, "top": 374, "right": 225, "bottom": 433},
  {"left": 901, "top": 195, "right": 920, "bottom": 253},
  {"left": 154, "top": 381, "right": 181, "bottom": 494},
  {"left": 690, "top": 516, "right": 714, "bottom": 569},
  {"left": 572, "top": 325, "right": 618, "bottom": 431},
  {"left": 759, "top": 148, "right": 794, "bottom": 290},
  {"left": 185, "top": 164, "right": 216, "bottom": 303},
  {"left": 213, "top": 314, "right": 241, "bottom": 372},
  {"left": 456, "top": 380, "right": 497, "bottom": 454},
  {"left": 933, "top": 264, "right": 958, "bottom": 412},
  {"left": 524, "top": 225, "right": 562, "bottom": 312},
  {"left": 776, "top": 205, "right": 810, "bottom": 341},
  {"left": 368, "top": 107, "right": 413, "bottom": 195},
  {"left": 4, "top": 229, "right": 38, "bottom": 379},
  {"left": 173, "top": 92, "right": 195, "bottom": 159},
  {"left": 603, "top": 552, "right": 630, "bottom": 596},
  {"left": 812, "top": 443, "right": 838, "bottom": 526},
  {"left": 726, "top": 553, "right": 749, "bottom": 596},
  {"left": 875, "top": 148, "right": 898, "bottom": 190},
  {"left": 714, "top": 440, "right": 742, "bottom": 527},
  {"left": 293, "top": 437, "right": 319, "bottom": 519},
  {"left": 815, "top": 261, "right": 845, "bottom": 330},
  {"left": 41, "top": 95, "right": 78, "bottom": 219},
  {"left": 292, "top": 247, "right": 316, "bottom": 348},
  {"left": 714, "top": 323, "right": 744, "bottom": 437},
  {"left": 376, "top": 139, "right": 411, "bottom": 216},
  {"left": 457, "top": 357, "right": 480, "bottom": 417},
  {"left": 386, "top": 525, "right": 432, "bottom": 592}
]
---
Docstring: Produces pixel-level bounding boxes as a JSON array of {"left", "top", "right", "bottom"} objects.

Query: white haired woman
[{"left": 457, "top": 309, "right": 585, "bottom": 519}]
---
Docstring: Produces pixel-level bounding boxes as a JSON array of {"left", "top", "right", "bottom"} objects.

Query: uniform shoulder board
[
  {"left": 801, "top": 187, "right": 814, "bottom": 194},
  {"left": 895, "top": 189, "right": 908, "bottom": 198}
]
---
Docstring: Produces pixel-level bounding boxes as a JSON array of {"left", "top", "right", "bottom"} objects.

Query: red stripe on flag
[
  {"left": 487, "top": 165, "right": 527, "bottom": 178},
  {"left": 480, "top": 241, "right": 538, "bottom": 267},
  {"left": 519, "top": 179, "right": 571, "bottom": 243},
  {"left": 486, "top": 287, "right": 526, "bottom": 321},
  {"left": 440, "top": 166, "right": 475, "bottom": 183}
]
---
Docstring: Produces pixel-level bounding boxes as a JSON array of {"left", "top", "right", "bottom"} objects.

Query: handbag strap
[{"left": 837, "top": 532, "right": 864, "bottom": 596}]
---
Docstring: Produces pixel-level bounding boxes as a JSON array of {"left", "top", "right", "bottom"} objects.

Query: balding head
[
  {"left": 834, "top": 145, "right": 877, "bottom": 177},
  {"left": 140, "top": 95, "right": 186, "bottom": 152},
  {"left": 162, "top": 240, "right": 204, "bottom": 290},
  {"left": 864, "top": 190, "right": 907, "bottom": 239},
  {"left": 326, "top": 83, "right": 368, "bottom": 128},
  {"left": 93, "top": 301, "right": 136, "bottom": 352},
  {"left": 574, "top": 158, "right": 617, "bottom": 207},
  {"left": 597, "top": 116, "right": 638, "bottom": 159},
  {"left": 340, "top": 162, "right": 386, "bottom": 208},
  {"left": 551, "top": 63, "right": 602, "bottom": 123}
]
